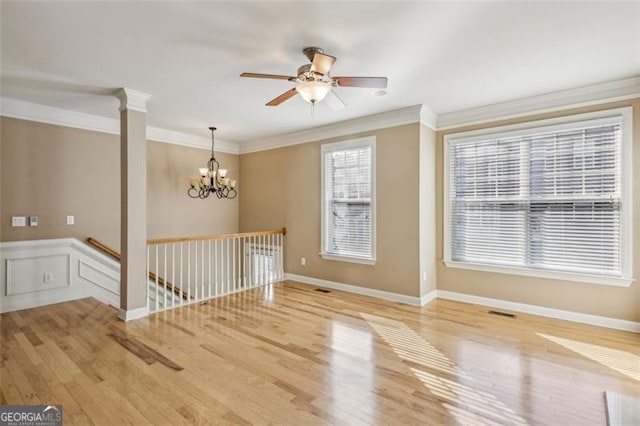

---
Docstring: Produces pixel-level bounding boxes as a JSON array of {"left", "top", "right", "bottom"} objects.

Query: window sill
[
  {"left": 442, "top": 260, "right": 634, "bottom": 287},
  {"left": 320, "top": 252, "right": 376, "bottom": 266}
]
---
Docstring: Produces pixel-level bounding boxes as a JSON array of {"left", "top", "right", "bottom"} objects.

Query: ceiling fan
[{"left": 240, "top": 47, "right": 388, "bottom": 111}]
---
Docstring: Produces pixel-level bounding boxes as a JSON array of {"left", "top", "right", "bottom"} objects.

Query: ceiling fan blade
[
  {"left": 266, "top": 88, "right": 298, "bottom": 106},
  {"left": 324, "top": 90, "right": 346, "bottom": 111},
  {"left": 310, "top": 53, "right": 336, "bottom": 75},
  {"left": 240, "top": 72, "right": 295, "bottom": 81},
  {"left": 334, "top": 76, "right": 388, "bottom": 88}
]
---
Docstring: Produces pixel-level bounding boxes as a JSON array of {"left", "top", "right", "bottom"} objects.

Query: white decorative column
[
  {"left": 419, "top": 104, "right": 438, "bottom": 304},
  {"left": 115, "top": 88, "right": 151, "bottom": 321}
]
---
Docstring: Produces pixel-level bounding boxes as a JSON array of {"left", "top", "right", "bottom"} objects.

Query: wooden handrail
[
  {"left": 86, "top": 238, "right": 190, "bottom": 300},
  {"left": 87, "top": 238, "right": 121, "bottom": 261},
  {"left": 146, "top": 227, "right": 286, "bottom": 246}
]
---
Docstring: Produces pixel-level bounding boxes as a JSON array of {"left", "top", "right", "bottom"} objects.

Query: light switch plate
[
  {"left": 66, "top": 215, "right": 74, "bottom": 225},
  {"left": 12, "top": 216, "right": 26, "bottom": 227},
  {"left": 29, "top": 216, "right": 38, "bottom": 226}
]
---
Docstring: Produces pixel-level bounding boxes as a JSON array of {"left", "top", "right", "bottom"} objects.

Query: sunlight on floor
[
  {"left": 537, "top": 333, "right": 640, "bottom": 381},
  {"left": 360, "top": 312, "right": 529, "bottom": 426},
  {"left": 331, "top": 322, "right": 373, "bottom": 360},
  {"left": 360, "top": 313, "right": 464, "bottom": 377}
]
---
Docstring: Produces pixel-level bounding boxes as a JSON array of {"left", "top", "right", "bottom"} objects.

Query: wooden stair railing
[{"left": 87, "top": 237, "right": 190, "bottom": 300}]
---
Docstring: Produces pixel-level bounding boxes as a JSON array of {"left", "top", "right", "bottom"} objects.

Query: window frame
[
  {"left": 443, "top": 107, "right": 633, "bottom": 287},
  {"left": 320, "top": 136, "right": 377, "bottom": 265}
]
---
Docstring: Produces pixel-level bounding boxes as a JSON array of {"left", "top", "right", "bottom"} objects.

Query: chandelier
[{"left": 188, "top": 127, "right": 237, "bottom": 199}]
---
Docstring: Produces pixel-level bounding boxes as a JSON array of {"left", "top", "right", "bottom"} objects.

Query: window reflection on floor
[
  {"left": 327, "top": 321, "right": 375, "bottom": 424},
  {"left": 361, "top": 312, "right": 529, "bottom": 426},
  {"left": 537, "top": 333, "right": 640, "bottom": 381},
  {"left": 330, "top": 322, "right": 373, "bottom": 360}
]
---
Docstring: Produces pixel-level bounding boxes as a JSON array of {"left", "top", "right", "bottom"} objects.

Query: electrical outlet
[
  {"left": 66, "top": 215, "right": 75, "bottom": 225},
  {"left": 12, "top": 216, "right": 26, "bottom": 227},
  {"left": 29, "top": 216, "right": 38, "bottom": 226},
  {"left": 43, "top": 272, "right": 54, "bottom": 284},
  {"left": 301, "top": 257, "right": 306, "bottom": 266}
]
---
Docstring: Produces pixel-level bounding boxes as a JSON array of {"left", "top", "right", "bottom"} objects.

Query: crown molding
[
  {"left": 114, "top": 87, "right": 151, "bottom": 113},
  {"left": 146, "top": 127, "right": 239, "bottom": 154},
  {"left": 436, "top": 76, "right": 640, "bottom": 130},
  {"left": 239, "top": 105, "right": 423, "bottom": 154},
  {"left": 4, "top": 75, "right": 637, "bottom": 157},
  {"left": 419, "top": 104, "right": 437, "bottom": 130},
  {"left": 1, "top": 97, "right": 120, "bottom": 134},
  {"left": 0, "top": 97, "right": 240, "bottom": 154}
]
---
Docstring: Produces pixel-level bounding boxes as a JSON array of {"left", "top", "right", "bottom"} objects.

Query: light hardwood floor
[{"left": 1, "top": 280, "right": 638, "bottom": 425}]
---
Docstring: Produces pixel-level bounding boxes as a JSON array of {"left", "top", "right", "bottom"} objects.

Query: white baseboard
[
  {"left": 117, "top": 306, "right": 149, "bottom": 321},
  {"left": 285, "top": 273, "right": 422, "bottom": 306},
  {"left": 437, "top": 290, "right": 640, "bottom": 333},
  {"left": 284, "top": 273, "right": 639, "bottom": 333},
  {"left": 420, "top": 289, "right": 438, "bottom": 306}
]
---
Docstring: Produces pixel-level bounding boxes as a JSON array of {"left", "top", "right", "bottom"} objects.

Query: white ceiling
[{"left": 1, "top": 1, "right": 638, "bottom": 144}]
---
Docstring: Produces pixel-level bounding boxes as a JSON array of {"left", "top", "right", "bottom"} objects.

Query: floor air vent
[
  {"left": 488, "top": 310, "right": 516, "bottom": 318},
  {"left": 314, "top": 288, "right": 331, "bottom": 293}
]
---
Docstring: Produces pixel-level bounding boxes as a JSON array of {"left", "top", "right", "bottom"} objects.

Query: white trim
[
  {"left": 619, "top": 108, "right": 634, "bottom": 281},
  {"left": 443, "top": 107, "right": 634, "bottom": 285},
  {"left": 3, "top": 76, "right": 637, "bottom": 157},
  {"left": 318, "top": 252, "right": 376, "bottom": 265},
  {"left": 443, "top": 260, "right": 634, "bottom": 287},
  {"left": 117, "top": 306, "right": 149, "bottom": 321},
  {"left": 147, "top": 126, "right": 239, "bottom": 154},
  {"left": 114, "top": 88, "right": 151, "bottom": 113},
  {"left": 240, "top": 105, "right": 421, "bottom": 154},
  {"left": 0, "top": 238, "right": 120, "bottom": 313},
  {"left": 285, "top": 273, "right": 421, "bottom": 306},
  {"left": 437, "top": 76, "right": 640, "bottom": 130},
  {"left": 321, "top": 136, "right": 376, "bottom": 264},
  {"left": 419, "top": 104, "right": 437, "bottom": 130},
  {"left": 436, "top": 290, "right": 640, "bottom": 333},
  {"left": 0, "top": 97, "right": 240, "bottom": 154},
  {"left": 420, "top": 289, "right": 438, "bottom": 306},
  {"left": 1, "top": 97, "right": 120, "bottom": 134},
  {"left": 444, "top": 109, "right": 630, "bottom": 145}
]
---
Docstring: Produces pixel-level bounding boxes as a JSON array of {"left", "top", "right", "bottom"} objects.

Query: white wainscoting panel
[
  {"left": 6, "top": 253, "right": 70, "bottom": 295},
  {"left": 0, "top": 238, "right": 121, "bottom": 313},
  {"left": 78, "top": 259, "right": 119, "bottom": 294}
]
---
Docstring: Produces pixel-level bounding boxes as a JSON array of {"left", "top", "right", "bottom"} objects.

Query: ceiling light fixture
[
  {"left": 295, "top": 80, "right": 331, "bottom": 104},
  {"left": 188, "top": 127, "right": 237, "bottom": 199}
]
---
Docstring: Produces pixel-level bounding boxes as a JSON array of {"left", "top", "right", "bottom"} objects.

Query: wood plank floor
[{"left": 1, "top": 280, "right": 638, "bottom": 425}]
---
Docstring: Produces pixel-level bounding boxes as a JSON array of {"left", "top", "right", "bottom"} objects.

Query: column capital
[{"left": 114, "top": 88, "right": 151, "bottom": 113}]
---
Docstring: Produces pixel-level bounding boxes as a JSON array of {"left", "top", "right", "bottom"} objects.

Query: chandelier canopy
[{"left": 188, "top": 127, "right": 237, "bottom": 199}]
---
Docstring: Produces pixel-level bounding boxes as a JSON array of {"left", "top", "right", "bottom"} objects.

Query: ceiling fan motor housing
[
  {"left": 297, "top": 64, "right": 324, "bottom": 82},
  {"left": 302, "top": 46, "right": 324, "bottom": 62}
]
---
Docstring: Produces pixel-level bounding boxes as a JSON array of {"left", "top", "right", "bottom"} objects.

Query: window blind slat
[
  {"left": 449, "top": 120, "right": 622, "bottom": 276},
  {"left": 323, "top": 142, "right": 374, "bottom": 259}
]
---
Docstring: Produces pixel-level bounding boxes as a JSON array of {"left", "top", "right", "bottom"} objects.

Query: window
[
  {"left": 245, "top": 242, "right": 281, "bottom": 284},
  {"left": 444, "top": 108, "right": 633, "bottom": 286},
  {"left": 321, "top": 137, "right": 376, "bottom": 264}
]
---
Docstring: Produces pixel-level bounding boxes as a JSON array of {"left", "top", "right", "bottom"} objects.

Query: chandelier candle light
[{"left": 188, "top": 127, "right": 237, "bottom": 199}]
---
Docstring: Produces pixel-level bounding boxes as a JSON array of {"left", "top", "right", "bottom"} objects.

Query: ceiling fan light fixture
[{"left": 296, "top": 80, "right": 331, "bottom": 103}]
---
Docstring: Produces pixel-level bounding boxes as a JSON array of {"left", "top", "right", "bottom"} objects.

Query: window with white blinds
[
  {"left": 445, "top": 109, "right": 633, "bottom": 283},
  {"left": 321, "top": 137, "right": 376, "bottom": 264}
]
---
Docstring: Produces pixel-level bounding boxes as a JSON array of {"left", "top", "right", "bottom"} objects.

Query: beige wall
[
  {"left": 1, "top": 117, "right": 239, "bottom": 249},
  {"left": 240, "top": 124, "right": 422, "bottom": 297},
  {"left": 436, "top": 99, "right": 640, "bottom": 322},
  {"left": 147, "top": 136, "right": 239, "bottom": 240}
]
